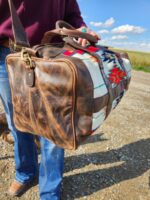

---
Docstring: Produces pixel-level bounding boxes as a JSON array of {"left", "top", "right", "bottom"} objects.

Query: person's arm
[
  {"left": 64, "top": 0, "right": 86, "bottom": 28},
  {"left": 64, "top": 0, "right": 100, "bottom": 46}
]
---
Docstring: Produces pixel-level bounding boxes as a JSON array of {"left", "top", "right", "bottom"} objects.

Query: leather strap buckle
[{"left": 21, "top": 48, "right": 35, "bottom": 69}]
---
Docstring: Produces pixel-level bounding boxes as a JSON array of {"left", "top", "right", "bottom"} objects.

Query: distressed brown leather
[
  {"left": 6, "top": 45, "right": 94, "bottom": 149},
  {"left": 6, "top": 0, "right": 131, "bottom": 150},
  {"left": 8, "top": 0, "right": 30, "bottom": 47},
  {"left": 6, "top": 42, "right": 131, "bottom": 149}
]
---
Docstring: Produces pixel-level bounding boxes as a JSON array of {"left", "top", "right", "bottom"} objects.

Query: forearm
[{"left": 64, "top": 0, "right": 86, "bottom": 28}]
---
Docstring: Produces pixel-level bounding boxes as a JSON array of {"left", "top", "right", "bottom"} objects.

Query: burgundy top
[{"left": 0, "top": 0, "right": 85, "bottom": 46}]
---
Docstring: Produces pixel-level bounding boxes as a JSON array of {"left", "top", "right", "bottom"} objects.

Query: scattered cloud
[
  {"left": 90, "top": 17, "right": 115, "bottom": 28},
  {"left": 111, "top": 35, "right": 128, "bottom": 40},
  {"left": 98, "top": 40, "right": 150, "bottom": 52},
  {"left": 90, "top": 21, "right": 102, "bottom": 27},
  {"left": 139, "top": 42, "right": 150, "bottom": 47},
  {"left": 97, "top": 29, "right": 109, "bottom": 34},
  {"left": 112, "top": 24, "right": 145, "bottom": 34},
  {"left": 104, "top": 17, "right": 115, "bottom": 27}
]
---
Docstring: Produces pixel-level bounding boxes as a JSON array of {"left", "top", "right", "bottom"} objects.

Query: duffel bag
[{"left": 6, "top": 0, "right": 131, "bottom": 149}]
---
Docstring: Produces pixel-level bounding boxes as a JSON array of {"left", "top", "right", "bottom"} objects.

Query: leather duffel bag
[{"left": 6, "top": 0, "right": 131, "bottom": 149}]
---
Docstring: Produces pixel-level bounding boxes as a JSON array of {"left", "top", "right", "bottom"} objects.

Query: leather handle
[
  {"left": 8, "top": 0, "right": 30, "bottom": 47},
  {"left": 41, "top": 28, "right": 98, "bottom": 44},
  {"left": 41, "top": 29, "right": 63, "bottom": 44},
  {"left": 41, "top": 20, "right": 98, "bottom": 44},
  {"left": 56, "top": 20, "right": 99, "bottom": 43},
  {"left": 56, "top": 20, "right": 75, "bottom": 30}
]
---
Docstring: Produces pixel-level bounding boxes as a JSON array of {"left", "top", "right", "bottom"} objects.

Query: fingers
[
  {"left": 86, "top": 28, "right": 101, "bottom": 41},
  {"left": 77, "top": 26, "right": 101, "bottom": 47},
  {"left": 89, "top": 30, "right": 101, "bottom": 40},
  {"left": 82, "top": 39, "right": 87, "bottom": 47},
  {"left": 78, "top": 38, "right": 88, "bottom": 47}
]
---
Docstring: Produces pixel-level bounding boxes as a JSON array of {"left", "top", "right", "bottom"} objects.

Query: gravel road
[{"left": 0, "top": 70, "right": 150, "bottom": 200}]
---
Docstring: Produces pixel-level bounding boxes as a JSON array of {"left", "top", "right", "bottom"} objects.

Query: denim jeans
[{"left": 0, "top": 46, "right": 64, "bottom": 200}]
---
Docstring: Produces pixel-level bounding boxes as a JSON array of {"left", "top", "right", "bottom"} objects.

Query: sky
[{"left": 77, "top": 0, "right": 150, "bottom": 52}]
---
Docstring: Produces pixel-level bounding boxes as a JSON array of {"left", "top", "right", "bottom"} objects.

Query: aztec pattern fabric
[
  {"left": 63, "top": 46, "right": 131, "bottom": 132},
  {"left": 6, "top": 44, "right": 131, "bottom": 150}
]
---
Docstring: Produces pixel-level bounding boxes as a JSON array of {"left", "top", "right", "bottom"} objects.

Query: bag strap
[
  {"left": 56, "top": 20, "right": 75, "bottom": 30},
  {"left": 41, "top": 20, "right": 98, "bottom": 44},
  {"left": 41, "top": 28, "right": 98, "bottom": 44},
  {"left": 56, "top": 21, "right": 99, "bottom": 44},
  {"left": 8, "top": 0, "right": 30, "bottom": 47}
]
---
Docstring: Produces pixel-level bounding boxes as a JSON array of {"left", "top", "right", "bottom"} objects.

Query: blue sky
[{"left": 77, "top": 0, "right": 150, "bottom": 52}]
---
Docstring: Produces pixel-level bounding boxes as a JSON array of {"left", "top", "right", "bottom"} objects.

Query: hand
[{"left": 77, "top": 26, "right": 100, "bottom": 47}]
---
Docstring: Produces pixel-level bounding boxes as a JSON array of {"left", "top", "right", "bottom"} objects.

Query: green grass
[
  {"left": 111, "top": 48, "right": 150, "bottom": 73},
  {"left": 132, "top": 65, "right": 150, "bottom": 73}
]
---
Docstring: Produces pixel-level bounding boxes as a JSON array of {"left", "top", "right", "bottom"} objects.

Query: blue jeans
[{"left": 0, "top": 46, "right": 64, "bottom": 200}]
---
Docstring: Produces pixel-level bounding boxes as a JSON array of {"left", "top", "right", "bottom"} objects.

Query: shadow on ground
[
  {"left": 62, "top": 138, "right": 150, "bottom": 199},
  {"left": 1, "top": 135, "right": 150, "bottom": 199}
]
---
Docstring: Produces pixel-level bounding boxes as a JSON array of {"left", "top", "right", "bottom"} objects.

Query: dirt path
[{"left": 0, "top": 70, "right": 150, "bottom": 200}]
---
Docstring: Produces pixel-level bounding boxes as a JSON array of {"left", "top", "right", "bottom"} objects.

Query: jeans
[{"left": 0, "top": 46, "right": 64, "bottom": 200}]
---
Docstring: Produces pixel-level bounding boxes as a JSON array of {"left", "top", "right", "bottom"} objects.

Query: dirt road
[{"left": 0, "top": 70, "right": 150, "bottom": 200}]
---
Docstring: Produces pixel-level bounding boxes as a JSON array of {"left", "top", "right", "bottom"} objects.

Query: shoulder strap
[{"left": 8, "top": 0, "right": 30, "bottom": 47}]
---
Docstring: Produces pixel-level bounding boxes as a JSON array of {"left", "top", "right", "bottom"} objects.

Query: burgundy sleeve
[{"left": 64, "top": 0, "right": 86, "bottom": 28}]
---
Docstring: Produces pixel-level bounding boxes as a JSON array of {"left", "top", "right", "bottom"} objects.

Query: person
[{"left": 0, "top": 1, "right": 99, "bottom": 199}]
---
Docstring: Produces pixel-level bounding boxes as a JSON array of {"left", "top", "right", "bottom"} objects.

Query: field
[{"left": 112, "top": 48, "right": 150, "bottom": 73}]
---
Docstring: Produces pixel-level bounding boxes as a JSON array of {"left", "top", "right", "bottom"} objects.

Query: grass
[{"left": 111, "top": 48, "right": 150, "bottom": 73}]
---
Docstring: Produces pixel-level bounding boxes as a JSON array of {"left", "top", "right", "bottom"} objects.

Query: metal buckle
[{"left": 21, "top": 48, "right": 35, "bottom": 69}]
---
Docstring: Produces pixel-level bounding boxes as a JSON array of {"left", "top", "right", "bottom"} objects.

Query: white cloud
[
  {"left": 112, "top": 24, "right": 145, "bottom": 34},
  {"left": 97, "top": 29, "right": 109, "bottom": 34},
  {"left": 98, "top": 40, "right": 150, "bottom": 52},
  {"left": 104, "top": 17, "right": 115, "bottom": 27},
  {"left": 90, "top": 17, "right": 115, "bottom": 28},
  {"left": 111, "top": 35, "right": 128, "bottom": 40},
  {"left": 140, "top": 42, "right": 150, "bottom": 47},
  {"left": 90, "top": 22, "right": 102, "bottom": 27}
]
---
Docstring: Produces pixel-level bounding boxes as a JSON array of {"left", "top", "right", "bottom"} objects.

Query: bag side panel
[
  {"left": 6, "top": 56, "right": 34, "bottom": 133},
  {"left": 63, "top": 46, "right": 132, "bottom": 136},
  {"left": 6, "top": 55, "right": 76, "bottom": 149},
  {"left": 33, "top": 59, "right": 76, "bottom": 149},
  {"left": 67, "top": 57, "right": 94, "bottom": 145},
  {"left": 63, "top": 49, "right": 109, "bottom": 135}
]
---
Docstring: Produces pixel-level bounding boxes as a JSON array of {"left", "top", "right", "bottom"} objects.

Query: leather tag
[{"left": 26, "top": 69, "right": 35, "bottom": 87}]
